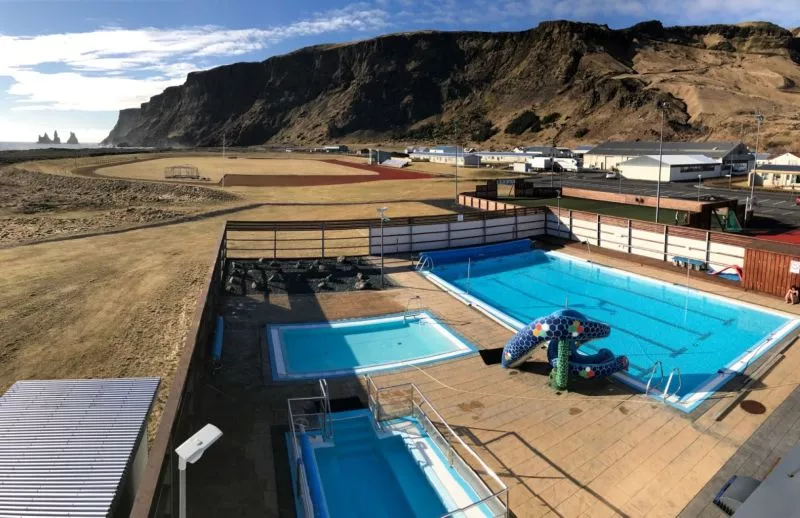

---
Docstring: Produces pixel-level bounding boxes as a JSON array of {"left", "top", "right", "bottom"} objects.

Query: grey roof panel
[
  {"left": 0, "top": 378, "right": 159, "bottom": 518},
  {"left": 758, "top": 164, "right": 800, "bottom": 172},
  {"left": 586, "top": 141, "right": 745, "bottom": 159}
]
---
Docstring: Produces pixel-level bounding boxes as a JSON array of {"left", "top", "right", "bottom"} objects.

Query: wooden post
[
  {"left": 569, "top": 210, "right": 573, "bottom": 239},
  {"left": 447, "top": 221, "right": 452, "bottom": 249},
  {"left": 321, "top": 222, "right": 325, "bottom": 258},
  {"left": 705, "top": 231, "right": 711, "bottom": 265},
  {"left": 273, "top": 228, "right": 277, "bottom": 259},
  {"left": 663, "top": 225, "right": 669, "bottom": 262}
]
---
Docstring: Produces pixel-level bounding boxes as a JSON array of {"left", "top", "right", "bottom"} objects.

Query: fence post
[
  {"left": 482, "top": 214, "right": 487, "bottom": 244},
  {"left": 514, "top": 212, "right": 518, "bottom": 240},
  {"left": 321, "top": 222, "right": 325, "bottom": 258},
  {"left": 447, "top": 221, "right": 451, "bottom": 249},
  {"left": 705, "top": 231, "right": 711, "bottom": 264},
  {"left": 569, "top": 210, "right": 573, "bottom": 239},
  {"left": 663, "top": 225, "right": 669, "bottom": 262},
  {"left": 596, "top": 214, "right": 601, "bottom": 247},
  {"left": 627, "top": 219, "right": 632, "bottom": 254},
  {"left": 273, "top": 228, "right": 277, "bottom": 259}
]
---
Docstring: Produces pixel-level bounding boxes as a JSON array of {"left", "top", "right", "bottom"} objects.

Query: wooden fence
[{"left": 743, "top": 248, "right": 800, "bottom": 297}]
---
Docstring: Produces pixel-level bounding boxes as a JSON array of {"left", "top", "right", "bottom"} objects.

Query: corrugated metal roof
[
  {"left": 586, "top": 141, "right": 745, "bottom": 159},
  {"left": 0, "top": 378, "right": 159, "bottom": 518}
]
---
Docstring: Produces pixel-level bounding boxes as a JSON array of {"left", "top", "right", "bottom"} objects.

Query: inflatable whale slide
[{"left": 501, "top": 309, "right": 628, "bottom": 390}]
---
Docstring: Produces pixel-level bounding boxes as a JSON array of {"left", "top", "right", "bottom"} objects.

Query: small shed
[{"left": 0, "top": 377, "right": 160, "bottom": 517}]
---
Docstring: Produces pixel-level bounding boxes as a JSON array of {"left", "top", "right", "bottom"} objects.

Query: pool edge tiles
[
  {"left": 267, "top": 312, "right": 478, "bottom": 382},
  {"left": 421, "top": 248, "right": 800, "bottom": 413}
]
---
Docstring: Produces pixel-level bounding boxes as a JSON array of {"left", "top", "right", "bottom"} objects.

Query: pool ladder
[
  {"left": 404, "top": 296, "right": 423, "bottom": 322},
  {"left": 644, "top": 361, "right": 683, "bottom": 401},
  {"left": 415, "top": 255, "right": 433, "bottom": 272}
]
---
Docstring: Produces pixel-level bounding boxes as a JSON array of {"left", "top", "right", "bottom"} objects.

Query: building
[
  {"left": 369, "top": 149, "right": 393, "bottom": 165},
  {"left": 571, "top": 144, "right": 595, "bottom": 156},
  {"left": 766, "top": 152, "right": 800, "bottom": 166},
  {"left": 315, "top": 144, "right": 349, "bottom": 153},
  {"left": 617, "top": 155, "right": 721, "bottom": 182},
  {"left": 0, "top": 377, "right": 159, "bottom": 517},
  {"left": 584, "top": 141, "right": 752, "bottom": 174},
  {"left": 428, "top": 145, "right": 462, "bottom": 154},
  {"left": 752, "top": 164, "right": 800, "bottom": 190},
  {"left": 410, "top": 150, "right": 481, "bottom": 167}
]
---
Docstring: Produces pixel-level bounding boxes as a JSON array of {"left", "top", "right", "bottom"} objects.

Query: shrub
[{"left": 505, "top": 110, "right": 541, "bottom": 135}]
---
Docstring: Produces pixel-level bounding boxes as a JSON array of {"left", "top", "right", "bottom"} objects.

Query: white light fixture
[{"left": 175, "top": 424, "right": 223, "bottom": 518}]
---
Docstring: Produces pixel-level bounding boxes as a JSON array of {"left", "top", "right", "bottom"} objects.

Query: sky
[{"left": 1, "top": 0, "right": 799, "bottom": 143}]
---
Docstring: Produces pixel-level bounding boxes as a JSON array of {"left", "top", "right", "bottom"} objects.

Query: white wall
[
  {"left": 618, "top": 163, "right": 722, "bottom": 181},
  {"left": 768, "top": 153, "right": 800, "bottom": 166},
  {"left": 369, "top": 213, "right": 545, "bottom": 254}
]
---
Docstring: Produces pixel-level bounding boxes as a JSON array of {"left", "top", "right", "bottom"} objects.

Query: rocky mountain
[
  {"left": 103, "top": 20, "right": 800, "bottom": 150},
  {"left": 66, "top": 132, "right": 79, "bottom": 145},
  {"left": 36, "top": 133, "right": 52, "bottom": 144},
  {"left": 52, "top": 131, "right": 61, "bottom": 144}
]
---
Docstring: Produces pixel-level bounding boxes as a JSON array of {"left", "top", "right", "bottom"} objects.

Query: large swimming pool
[
  {"left": 421, "top": 242, "right": 799, "bottom": 411},
  {"left": 267, "top": 312, "right": 476, "bottom": 381}
]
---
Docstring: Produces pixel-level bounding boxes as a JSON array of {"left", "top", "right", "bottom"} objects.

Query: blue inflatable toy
[{"left": 501, "top": 309, "right": 628, "bottom": 385}]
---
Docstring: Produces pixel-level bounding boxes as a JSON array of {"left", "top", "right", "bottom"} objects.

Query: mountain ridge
[{"left": 103, "top": 20, "right": 800, "bottom": 150}]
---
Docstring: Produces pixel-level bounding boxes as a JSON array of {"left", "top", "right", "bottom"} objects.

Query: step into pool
[
  {"left": 420, "top": 242, "right": 799, "bottom": 412},
  {"left": 287, "top": 410, "right": 495, "bottom": 518},
  {"left": 267, "top": 312, "right": 476, "bottom": 381}
]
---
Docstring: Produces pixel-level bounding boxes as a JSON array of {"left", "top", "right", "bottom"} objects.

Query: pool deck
[{"left": 188, "top": 244, "right": 800, "bottom": 518}]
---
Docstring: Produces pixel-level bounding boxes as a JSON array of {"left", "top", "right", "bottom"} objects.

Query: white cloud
[{"left": 0, "top": 6, "right": 390, "bottom": 113}]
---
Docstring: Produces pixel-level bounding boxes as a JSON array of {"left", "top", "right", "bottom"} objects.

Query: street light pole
[
  {"left": 746, "top": 112, "right": 764, "bottom": 225},
  {"left": 697, "top": 174, "right": 702, "bottom": 201},
  {"left": 176, "top": 424, "right": 223, "bottom": 518},
  {"left": 655, "top": 102, "right": 667, "bottom": 223},
  {"left": 454, "top": 120, "right": 459, "bottom": 203},
  {"left": 377, "top": 207, "right": 389, "bottom": 288}
]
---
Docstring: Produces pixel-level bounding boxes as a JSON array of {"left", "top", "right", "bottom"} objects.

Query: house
[
  {"left": 583, "top": 141, "right": 752, "bottom": 174},
  {"left": 409, "top": 150, "right": 481, "bottom": 167},
  {"left": 369, "top": 149, "right": 393, "bottom": 165},
  {"left": 766, "top": 152, "right": 800, "bottom": 166},
  {"left": 617, "top": 155, "right": 722, "bottom": 182},
  {"left": 752, "top": 164, "right": 800, "bottom": 190}
]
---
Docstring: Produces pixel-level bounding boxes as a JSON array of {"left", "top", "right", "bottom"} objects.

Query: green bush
[
  {"left": 574, "top": 127, "right": 589, "bottom": 138},
  {"left": 541, "top": 112, "right": 561, "bottom": 125}
]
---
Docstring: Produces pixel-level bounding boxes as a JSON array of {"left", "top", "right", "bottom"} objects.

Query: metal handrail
[
  {"left": 663, "top": 368, "right": 683, "bottom": 400},
  {"left": 644, "top": 361, "right": 664, "bottom": 395},
  {"left": 365, "top": 377, "right": 508, "bottom": 517},
  {"left": 404, "top": 296, "right": 423, "bottom": 322}
]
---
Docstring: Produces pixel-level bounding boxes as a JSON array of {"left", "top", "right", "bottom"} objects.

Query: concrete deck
[{"left": 187, "top": 244, "right": 800, "bottom": 518}]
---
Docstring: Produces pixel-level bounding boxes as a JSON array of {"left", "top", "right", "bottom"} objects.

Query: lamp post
[
  {"left": 697, "top": 174, "right": 702, "bottom": 201},
  {"left": 377, "top": 207, "right": 390, "bottom": 288},
  {"left": 746, "top": 112, "right": 764, "bottom": 225},
  {"left": 454, "top": 120, "right": 459, "bottom": 203},
  {"left": 655, "top": 102, "right": 668, "bottom": 223},
  {"left": 176, "top": 424, "right": 223, "bottom": 518},
  {"left": 557, "top": 193, "right": 562, "bottom": 235}
]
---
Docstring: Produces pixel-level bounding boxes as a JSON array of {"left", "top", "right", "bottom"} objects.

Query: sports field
[
  {"left": 506, "top": 196, "right": 684, "bottom": 224},
  {"left": 98, "top": 156, "right": 374, "bottom": 182}
]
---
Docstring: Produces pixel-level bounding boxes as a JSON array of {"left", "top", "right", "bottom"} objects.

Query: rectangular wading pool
[
  {"left": 267, "top": 312, "right": 477, "bottom": 381},
  {"left": 419, "top": 241, "right": 800, "bottom": 412},
  {"left": 287, "top": 409, "right": 496, "bottom": 518}
]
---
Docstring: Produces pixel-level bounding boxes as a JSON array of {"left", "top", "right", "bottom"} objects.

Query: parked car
[{"left": 605, "top": 172, "right": 618, "bottom": 179}]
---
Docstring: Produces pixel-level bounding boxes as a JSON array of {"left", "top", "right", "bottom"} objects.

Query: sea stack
[
  {"left": 52, "top": 130, "right": 61, "bottom": 144},
  {"left": 66, "top": 132, "right": 79, "bottom": 145},
  {"left": 37, "top": 133, "right": 52, "bottom": 144}
]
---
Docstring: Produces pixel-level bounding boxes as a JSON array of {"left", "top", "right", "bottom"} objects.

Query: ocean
[{"left": 0, "top": 142, "right": 102, "bottom": 151}]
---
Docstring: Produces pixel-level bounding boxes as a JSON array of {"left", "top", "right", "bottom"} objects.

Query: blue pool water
[
  {"left": 289, "top": 410, "right": 493, "bottom": 518},
  {"left": 425, "top": 245, "right": 798, "bottom": 410},
  {"left": 315, "top": 414, "right": 447, "bottom": 518},
  {"left": 268, "top": 312, "right": 476, "bottom": 380}
]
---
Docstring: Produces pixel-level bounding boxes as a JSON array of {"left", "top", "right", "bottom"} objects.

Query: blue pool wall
[{"left": 266, "top": 311, "right": 479, "bottom": 382}]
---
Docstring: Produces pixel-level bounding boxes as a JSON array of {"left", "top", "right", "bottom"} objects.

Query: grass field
[
  {"left": 0, "top": 150, "right": 465, "bottom": 437},
  {"left": 98, "top": 156, "right": 374, "bottom": 182},
  {"left": 506, "top": 196, "right": 684, "bottom": 224}
]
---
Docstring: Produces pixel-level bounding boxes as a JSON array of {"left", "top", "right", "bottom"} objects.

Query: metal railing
[
  {"left": 663, "top": 368, "right": 683, "bottom": 401},
  {"left": 287, "top": 379, "right": 334, "bottom": 518},
  {"left": 644, "top": 361, "right": 664, "bottom": 395},
  {"left": 404, "top": 296, "right": 423, "bottom": 322},
  {"left": 365, "top": 377, "right": 509, "bottom": 517}
]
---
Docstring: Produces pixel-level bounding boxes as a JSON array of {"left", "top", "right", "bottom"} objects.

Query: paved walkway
[{"left": 187, "top": 248, "right": 800, "bottom": 518}]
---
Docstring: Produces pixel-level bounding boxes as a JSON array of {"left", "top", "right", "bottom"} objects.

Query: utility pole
[
  {"left": 655, "top": 102, "right": 668, "bottom": 223},
  {"left": 454, "top": 119, "right": 459, "bottom": 203},
  {"left": 746, "top": 112, "right": 764, "bottom": 225}
]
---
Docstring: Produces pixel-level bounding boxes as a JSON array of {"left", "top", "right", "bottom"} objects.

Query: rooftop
[
  {"left": 0, "top": 377, "right": 159, "bottom": 517},
  {"left": 620, "top": 154, "right": 721, "bottom": 166},
  {"left": 587, "top": 141, "right": 747, "bottom": 159}
]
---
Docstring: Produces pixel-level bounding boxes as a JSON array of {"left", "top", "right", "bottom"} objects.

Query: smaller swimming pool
[{"left": 268, "top": 312, "right": 476, "bottom": 381}]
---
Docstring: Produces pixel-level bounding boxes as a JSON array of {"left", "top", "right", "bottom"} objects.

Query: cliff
[
  {"left": 103, "top": 20, "right": 800, "bottom": 150},
  {"left": 66, "top": 132, "right": 79, "bottom": 145},
  {"left": 37, "top": 133, "right": 52, "bottom": 144}
]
